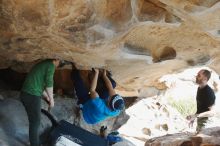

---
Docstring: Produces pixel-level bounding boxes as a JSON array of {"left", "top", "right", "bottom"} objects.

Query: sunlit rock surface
[
  {"left": 117, "top": 67, "right": 220, "bottom": 146},
  {"left": 118, "top": 97, "right": 189, "bottom": 146},
  {"left": 144, "top": 67, "right": 220, "bottom": 146},
  {"left": 1, "top": 0, "right": 220, "bottom": 95}
]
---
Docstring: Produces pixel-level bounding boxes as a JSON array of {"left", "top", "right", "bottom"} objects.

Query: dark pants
[
  {"left": 71, "top": 70, "right": 116, "bottom": 105},
  {"left": 196, "top": 117, "right": 208, "bottom": 132},
  {"left": 20, "top": 91, "right": 41, "bottom": 146}
]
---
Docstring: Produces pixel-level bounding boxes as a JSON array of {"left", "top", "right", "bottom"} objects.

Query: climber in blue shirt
[{"left": 71, "top": 66, "right": 124, "bottom": 124}]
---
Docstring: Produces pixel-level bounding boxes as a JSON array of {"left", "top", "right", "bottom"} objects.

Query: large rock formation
[
  {"left": 1, "top": 0, "right": 220, "bottom": 95},
  {"left": 1, "top": 1, "right": 220, "bottom": 146}
]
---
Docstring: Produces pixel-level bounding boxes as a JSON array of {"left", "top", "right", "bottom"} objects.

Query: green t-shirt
[{"left": 22, "top": 60, "right": 55, "bottom": 96}]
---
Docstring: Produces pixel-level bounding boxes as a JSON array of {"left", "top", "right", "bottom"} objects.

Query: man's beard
[{"left": 196, "top": 78, "right": 200, "bottom": 84}]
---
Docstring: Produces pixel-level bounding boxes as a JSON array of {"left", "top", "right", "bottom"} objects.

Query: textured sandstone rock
[
  {"left": 136, "top": 0, "right": 181, "bottom": 23},
  {"left": 2, "top": 2, "right": 220, "bottom": 145},
  {"left": 1, "top": 0, "right": 220, "bottom": 99},
  {"left": 144, "top": 130, "right": 220, "bottom": 146}
]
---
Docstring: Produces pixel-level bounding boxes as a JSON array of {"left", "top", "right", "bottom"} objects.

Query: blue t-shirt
[{"left": 82, "top": 97, "right": 121, "bottom": 124}]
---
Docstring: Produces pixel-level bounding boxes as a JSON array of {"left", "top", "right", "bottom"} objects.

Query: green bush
[{"left": 168, "top": 97, "right": 196, "bottom": 117}]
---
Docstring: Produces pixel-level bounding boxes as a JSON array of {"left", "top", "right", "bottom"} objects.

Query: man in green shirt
[{"left": 20, "top": 59, "right": 60, "bottom": 146}]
